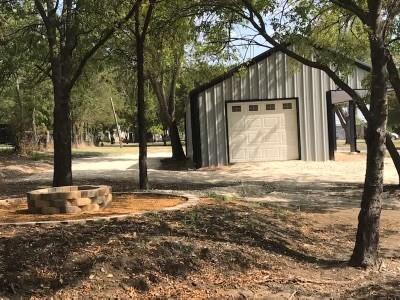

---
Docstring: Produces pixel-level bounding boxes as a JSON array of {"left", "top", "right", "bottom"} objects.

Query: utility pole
[{"left": 110, "top": 97, "right": 123, "bottom": 148}]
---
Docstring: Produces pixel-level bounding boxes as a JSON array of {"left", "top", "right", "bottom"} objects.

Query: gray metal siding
[
  {"left": 185, "top": 99, "right": 193, "bottom": 159},
  {"left": 188, "top": 50, "right": 368, "bottom": 167}
]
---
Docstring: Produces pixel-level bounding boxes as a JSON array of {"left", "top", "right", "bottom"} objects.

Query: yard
[
  {"left": 0, "top": 147, "right": 399, "bottom": 298},
  {"left": 336, "top": 139, "right": 400, "bottom": 152}
]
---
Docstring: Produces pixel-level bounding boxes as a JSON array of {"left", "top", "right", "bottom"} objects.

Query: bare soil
[
  {"left": 0, "top": 154, "right": 52, "bottom": 179},
  {"left": 0, "top": 194, "right": 186, "bottom": 223},
  {"left": 1, "top": 149, "right": 399, "bottom": 298},
  {"left": 0, "top": 199, "right": 399, "bottom": 299}
]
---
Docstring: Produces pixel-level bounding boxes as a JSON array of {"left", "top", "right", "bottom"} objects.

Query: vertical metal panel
[
  {"left": 191, "top": 50, "right": 368, "bottom": 167},
  {"left": 321, "top": 73, "right": 331, "bottom": 160},
  {"left": 215, "top": 83, "right": 227, "bottom": 165},
  {"left": 298, "top": 64, "right": 307, "bottom": 160},
  {"left": 306, "top": 66, "right": 315, "bottom": 160},
  {"left": 223, "top": 77, "right": 232, "bottom": 100},
  {"left": 199, "top": 92, "right": 209, "bottom": 166},
  {"left": 240, "top": 71, "right": 249, "bottom": 100},
  {"left": 258, "top": 60, "right": 267, "bottom": 98},
  {"left": 185, "top": 98, "right": 193, "bottom": 159},
  {"left": 267, "top": 55, "right": 275, "bottom": 98},
  {"left": 205, "top": 88, "right": 217, "bottom": 166},
  {"left": 233, "top": 76, "right": 241, "bottom": 100},
  {"left": 314, "top": 70, "right": 323, "bottom": 160},
  {"left": 276, "top": 52, "right": 284, "bottom": 98},
  {"left": 249, "top": 64, "right": 259, "bottom": 99}
]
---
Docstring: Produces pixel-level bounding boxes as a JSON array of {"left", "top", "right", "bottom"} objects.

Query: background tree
[
  {"left": 32, "top": 0, "right": 139, "bottom": 186},
  {"left": 145, "top": 2, "right": 196, "bottom": 161},
  {"left": 133, "top": 0, "right": 155, "bottom": 190},
  {"left": 71, "top": 66, "right": 127, "bottom": 146},
  {"left": 0, "top": 1, "right": 53, "bottom": 152}
]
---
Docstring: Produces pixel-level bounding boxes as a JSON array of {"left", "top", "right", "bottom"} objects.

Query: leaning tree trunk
[
  {"left": 53, "top": 86, "right": 73, "bottom": 187},
  {"left": 169, "top": 120, "right": 186, "bottom": 160},
  {"left": 350, "top": 36, "right": 387, "bottom": 267},
  {"left": 136, "top": 33, "right": 148, "bottom": 190}
]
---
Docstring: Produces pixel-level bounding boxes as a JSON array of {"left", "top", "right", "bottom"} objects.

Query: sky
[{"left": 233, "top": 25, "right": 268, "bottom": 61}]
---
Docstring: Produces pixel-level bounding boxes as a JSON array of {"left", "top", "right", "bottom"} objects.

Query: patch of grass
[
  {"left": 0, "top": 146, "right": 14, "bottom": 156},
  {"left": 72, "top": 150, "right": 106, "bottom": 159},
  {"left": 29, "top": 151, "right": 52, "bottom": 161},
  {"left": 70, "top": 144, "right": 171, "bottom": 156},
  {"left": 338, "top": 139, "right": 400, "bottom": 151},
  {"left": 207, "top": 192, "right": 238, "bottom": 202}
]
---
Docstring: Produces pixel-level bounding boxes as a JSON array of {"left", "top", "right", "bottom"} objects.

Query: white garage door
[{"left": 227, "top": 99, "right": 299, "bottom": 162}]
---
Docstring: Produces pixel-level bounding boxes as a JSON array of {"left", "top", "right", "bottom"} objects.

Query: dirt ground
[
  {"left": 0, "top": 194, "right": 186, "bottom": 223},
  {"left": 0, "top": 199, "right": 399, "bottom": 299},
  {"left": 0, "top": 148, "right": 399, "bottom": 298}
]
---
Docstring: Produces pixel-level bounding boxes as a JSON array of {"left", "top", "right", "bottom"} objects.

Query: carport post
[
  {"left": 326, "top": 91, "right": 336, "bottom": 160},
  {"left": 348, "top": 101, "right": 358, "bottom": 153}
]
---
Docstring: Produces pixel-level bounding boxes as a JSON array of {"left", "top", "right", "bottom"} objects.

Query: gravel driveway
[{"left": 4, "top": 151, "right": 400, "bottom": 211}]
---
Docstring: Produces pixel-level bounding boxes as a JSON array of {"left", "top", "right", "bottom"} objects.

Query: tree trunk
[
  {"left": 14, "top": 77, "right": 24, "bottom": 153},
  {"left": 52, "top": 86, "right": 73, "bottom": 187},
  {"left": 136, "top": 29, "right": 148, "bottom": 190},
  {"left": 387, "top": 53, "right": 400, "bottom": 107},
  {"left": 32, "top": 107, "right": 37, "bottom": 145},
  {"left": 169, "top": 120, "right": 186, "bottom": 160},
  {"left": 162, "top": 128, "right": 167, "bottom": 146},
  {"left": 350, "top": 35, "right": 387, "bottom": 267},
  {"left": 149, "top": 76, "right": 186, "bottom": 161}
]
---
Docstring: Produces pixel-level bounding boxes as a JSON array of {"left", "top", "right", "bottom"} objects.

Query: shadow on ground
[
  {"left": 0, "top": 200, "right": 399, "bottom": 298},
  {"left": 0, "top": 202, "right": 340, "bottom": 297},
  {"left": 3, "top": 175, "right": 399, "bottom": 213}
]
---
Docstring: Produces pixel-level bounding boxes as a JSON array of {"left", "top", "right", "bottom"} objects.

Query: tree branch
[
  {"left": 69, "top": 0, "right": 141, "bottom": 90},
  {"left": 328, "top": 0, "right": 369, "bottom": 25},
  {"left": 33, "top": 0, "right": 50, "bottom": 30},
  {"left": 387, "top": 52, "right": 400, "bottom": 106}
]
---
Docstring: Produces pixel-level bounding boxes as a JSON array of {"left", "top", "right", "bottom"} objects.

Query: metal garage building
[{"left": 185, "top": 47, "right": 369, "bottom": 168}]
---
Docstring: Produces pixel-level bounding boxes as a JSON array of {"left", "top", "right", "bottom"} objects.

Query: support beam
[
  {"left": 348, "top": 101, "right": 358, "bottom": 153},
  {"left": 326, "top": 91, "right": 336, "bottom": 160}
]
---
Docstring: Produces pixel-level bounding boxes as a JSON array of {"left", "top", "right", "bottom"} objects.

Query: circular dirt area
[{"left": 0, "top": 192, "right": 193, "bottom": 224}]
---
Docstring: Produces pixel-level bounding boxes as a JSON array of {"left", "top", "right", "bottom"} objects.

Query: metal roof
[{"left": 189, "top": 46, "right": 371, "bottom": 97}]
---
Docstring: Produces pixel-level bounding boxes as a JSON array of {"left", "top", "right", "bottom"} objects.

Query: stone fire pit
[{"left": 27, "top": 185, "right": 112, "bottom": 214}]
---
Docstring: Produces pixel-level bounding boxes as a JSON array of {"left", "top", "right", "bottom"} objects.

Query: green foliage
[{"left": 72, "top": 67, "right": 125, "bottom": 130}]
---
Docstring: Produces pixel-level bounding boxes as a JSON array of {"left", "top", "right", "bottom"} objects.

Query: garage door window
[
  {"left": 232, "top": 105, "right": 241, "bottom": 112},
  {"left": 249, "top": 105, "right": 258, "bottom": 111},
  {"left": 266, "top": 104, "right": 275, "bottom": 111},
  {"left": 283, "top": 103, "right": 293, "bottom": 110}
]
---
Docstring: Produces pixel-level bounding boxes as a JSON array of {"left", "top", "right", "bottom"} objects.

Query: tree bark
[
  {"left": 169, "top": 120, "right": 186, "bottom": 160},
  {"left": 350, "top": 32, "right": 387, "bottom": 267},
  {"left": 52, "top": 86, "right": 73, "bottom": 186},
  {"left": 386, "top": 48, "right": 400, "bottom": 106},
  {"left": 14, "top": 76, "right": 23, "bottom": 152},
  {"left": 149, "top": 77, "right": 186, "bottom": 160},
  {"left": 135, "top": 6, "right": 148, "bottom": 190}
]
